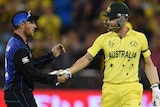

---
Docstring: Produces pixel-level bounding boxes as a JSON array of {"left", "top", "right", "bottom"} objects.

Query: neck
[
  {"left": 14, "top": 30, "right": 27, "bottom": 42},
  {"left": 117, "top": 24, "right": 128, "bottom": 38}
]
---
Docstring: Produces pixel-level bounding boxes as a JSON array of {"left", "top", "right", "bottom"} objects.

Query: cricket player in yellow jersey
[{"left": 56, "top": 2, "right": 160, "bottom": 107}]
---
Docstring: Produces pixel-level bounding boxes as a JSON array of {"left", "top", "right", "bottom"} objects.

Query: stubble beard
[{"left": 24, "top": 29, "right": 34, "bottom": 41}]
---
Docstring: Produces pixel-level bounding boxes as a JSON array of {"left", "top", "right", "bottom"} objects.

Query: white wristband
[
  {"left": 65, "top": 68, "right": 72, "bottom": 78},
  {"left": 151, "top": 84, "right": 159, "bottom": 89}
]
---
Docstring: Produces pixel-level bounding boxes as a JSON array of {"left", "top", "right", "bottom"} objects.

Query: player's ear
[{"left": 19, "top": 22, "right": 25, "bottom": 29}]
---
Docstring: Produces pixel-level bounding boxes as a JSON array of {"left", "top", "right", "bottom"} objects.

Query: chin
[
  {"left": 27, "top": 37, "right": 34, "bottom": 41},
  {"left": 26, "top": 34, "right": 34, "bottom": 41}
]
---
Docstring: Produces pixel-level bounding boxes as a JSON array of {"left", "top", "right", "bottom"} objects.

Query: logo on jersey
[
  {"left": 108, "top": 40, "right": 115, "bottom": 47},
  {"left": 6, "top": 45, "right": 10, "bottom": 52},
  {"left": 22, "top": 56, "right": 30, "bottom": 64},
  {"left": 109, "top": 50, "right": 137, "bottom": 58},
  {"left": 5, "top": 72, "right": 8, "bottom": 78},
  {"left": 106, "top": 6, "right": 111, "bottom": 13},
  {"left": 130, "top": 41, "right": 138, "bottom": 47}
]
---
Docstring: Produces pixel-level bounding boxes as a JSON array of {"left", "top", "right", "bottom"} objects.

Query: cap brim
[
  {"left": 103, "top": 13, "right": 112, "bottom": 18},
  {"left": 102, "top": 13, "right": 117, "bottom": 19},
  {"left": 27, "top": 15, "right": 39, "bottom": 21}
]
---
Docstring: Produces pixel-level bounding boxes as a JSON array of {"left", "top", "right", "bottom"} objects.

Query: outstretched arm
[
  {"left": 48, "top": 52, "right": 93, "bottom": 85},
  {"left": 69, "top": 52, "right": 93, "bottom": 75}
]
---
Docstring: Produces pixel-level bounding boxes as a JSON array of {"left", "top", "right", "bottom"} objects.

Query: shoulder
[
  {"left": 132, "top": 30, "right": 147, "bottom": 40},
  {"left": 8, "top": 37, "right": 21, "bottom": 48},
  {"left": 6, "top": 37, "right": 26, "bottom": 54},
  {"left": 132, "top": 30, "right": 145, "bottom": 36},
  {"left": 127, "top": 22, "right": 146, "bottom": 37},
  {"left": 97, "top": 32, "right": 113, "bottom": 39}
]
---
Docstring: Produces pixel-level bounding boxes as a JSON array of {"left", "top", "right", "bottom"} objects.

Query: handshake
[{"left": 49, "top": 68, "right": 72, "bottom": 86}]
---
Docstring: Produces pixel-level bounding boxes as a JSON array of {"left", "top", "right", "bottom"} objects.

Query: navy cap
[{"left": 12, "top": 11, "right": 39, "bottom": 27}]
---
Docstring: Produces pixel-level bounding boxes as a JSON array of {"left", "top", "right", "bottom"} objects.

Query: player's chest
[{"left": 104, "top": 36, "right": 141, "bottom": 52}]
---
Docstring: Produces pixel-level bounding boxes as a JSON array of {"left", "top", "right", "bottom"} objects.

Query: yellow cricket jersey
[{"left": 87, "top": 22, "right": 151, "bottom": 83}]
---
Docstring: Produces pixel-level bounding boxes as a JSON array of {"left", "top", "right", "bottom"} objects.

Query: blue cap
[{"left": 12, "top": 11, "right": 39, "bottom": 27}]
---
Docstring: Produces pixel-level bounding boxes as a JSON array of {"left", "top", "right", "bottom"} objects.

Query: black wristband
[{"left": 48, "top": 51, "right": 55, "bottom": 60}]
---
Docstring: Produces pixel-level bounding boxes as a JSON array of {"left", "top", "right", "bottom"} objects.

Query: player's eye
[
  {"left": 26, "top": 20, "right": 36, "bottom": 24},
  {"left": 30, "top": 20, "right": 36, "bottom": 24}
]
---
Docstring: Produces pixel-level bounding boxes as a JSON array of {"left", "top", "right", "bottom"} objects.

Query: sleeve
[
  {"left": 87, "top": 35, "right": 104, "bottom": 57},
  {"left": 13, "top": 48, "right": 57, "bottom": 86},
  {"left": 141, "top": 34, "right": 151, "bottom": 57},
  {"left": 32, "top": 51, "right": 55, "bottom": 68}
]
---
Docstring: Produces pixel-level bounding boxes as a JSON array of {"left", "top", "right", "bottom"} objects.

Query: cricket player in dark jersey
[
  {"left": 4, "top": 11, "right": 68, "bottom": 107},
  {"left": 58, "top": 2, "right": 160, "bottom": 107}
]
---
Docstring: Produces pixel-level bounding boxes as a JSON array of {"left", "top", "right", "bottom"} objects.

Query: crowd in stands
[{"left": 0, "top": 0, "right": 160, "bottom": 89}]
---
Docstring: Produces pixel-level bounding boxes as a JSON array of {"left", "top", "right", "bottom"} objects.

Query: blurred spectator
[
  {"left": 133, "top": 7, "right": 152, "bottom": 41},
  {"left": 72, "top": 0, "right": 103, "bottom": 39},
  {"left": 150, "top": 11, "right": 160, "bottom": 34},
  {"left": 25, "top": 0, "right": 41, "bottom": 13},
  {"left": 37, "top": 0, "right": 62, "bottom": 41},
  {"left": 31, "top": 31, "right": 46, "bottom": 58},
  {"left": 0, "top": 23, "right": 12, "bottom": 69},
  {"left": 53, "top": 0, "right": 73, "bottom": 31},
  {"left": 126, "top": 0, "right": 152, "bottom": 41},
  {"left": 5, "top": 0, "right": 25, "bottom": 13},
  {"left": 53, "top": 28, "right": 84, "bottom": 69},
  {"left": 149, "top": 0, "right": 160, "bottom": 12},
  {"left": 64, "top": 28, "right": 84, "bottom": 65}
]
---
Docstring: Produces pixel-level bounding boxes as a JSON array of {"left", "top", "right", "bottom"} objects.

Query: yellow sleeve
[
  {"left": 140, "top": 34, "right": 151, "bottom": 57},
  {"left": 87, "top": 34, "right": 104, "bottom": 57}
]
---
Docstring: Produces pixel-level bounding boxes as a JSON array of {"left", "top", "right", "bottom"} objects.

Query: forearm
[
  {"left": 33, "top": 52, "right": 55, "bottom": 68},
  {"left": 69, "top": 53, "right": 92, "bottom": 75},
  {"left": 145, "top": 65, "right": 159, "bottom": 86}
]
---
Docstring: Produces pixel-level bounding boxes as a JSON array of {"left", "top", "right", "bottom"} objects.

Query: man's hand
[
  {"left": 51, "top": 44, "right": 66, "bottom": 57},
  {"left": 151, "top": 84, "right": 160, "bottom": 107},
  {"left": 49, "top": 69, "right": 71, "bottom": 85},
  {"left": 56, "top": 69, "right": 72, "bottom": 85},
  {"left": 57, "top": 71, "right": 68, "bottom": 84},
  {"left": 58, "top": 69, "right": 72, "bottom": 78}
]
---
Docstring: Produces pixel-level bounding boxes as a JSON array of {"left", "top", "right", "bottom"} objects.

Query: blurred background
[{"left": 0, "top": 0, "right": 160, "bottom": 106}]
